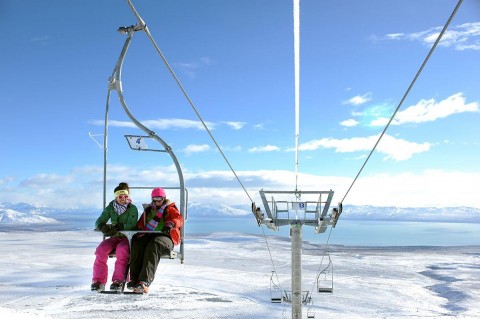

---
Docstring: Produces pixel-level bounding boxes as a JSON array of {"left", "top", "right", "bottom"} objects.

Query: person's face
[
  {"left": 152, "top": 196, "right": 164, "bottom": 205},
  {"left": 116, "top": 194, "right": 128, "bottom": 204}
]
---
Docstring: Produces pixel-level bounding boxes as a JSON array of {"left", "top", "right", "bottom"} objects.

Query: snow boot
[
  {"left": 133, "top": 281, "right": 149, "bottom": 294},
  {"left": 126, "top": 280, "right": 137, "bottom": 290},
  {"left": 109, "top": 280, "right": 124, "bottom": 291},
  {"left": 91, "top": 282, "right": 105, "bottom": 292}
]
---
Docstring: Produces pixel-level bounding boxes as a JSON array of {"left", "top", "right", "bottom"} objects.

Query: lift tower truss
[{"left": 256, "top": 190, "right": 335, "bottom": 319}]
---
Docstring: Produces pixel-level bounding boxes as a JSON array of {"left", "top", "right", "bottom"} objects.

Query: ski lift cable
[
  {"left": 339, "top": 0, "right": 464, "bottom": 206},
  {"left": 124, "top": 0, "right": 284, "bottom": 281},
  {"left": 306, "top": 0, "right": 463, "bottom": 295},
  {"left": 125, "top": 0, "right": 254, "bottom": 204}
]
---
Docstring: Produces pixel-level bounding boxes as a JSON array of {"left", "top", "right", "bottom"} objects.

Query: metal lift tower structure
[{"left": 255, "top": 190, "right": 339, "bottom": 319}]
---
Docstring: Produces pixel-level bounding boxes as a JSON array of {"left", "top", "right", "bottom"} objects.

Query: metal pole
[
  {"left": 102, "top": 90, "right": 110, "bottom": 210},
  {"left": 291, "top": 223, "right": 302, "bottom": 319}
]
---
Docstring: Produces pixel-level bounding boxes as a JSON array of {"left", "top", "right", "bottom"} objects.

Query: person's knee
[
  {"left": 154, "top": 237, "right": 173, "bottom": 252},
  {"left": 95, "top": 245, "right": 111, "bottom": 258},
  {"left": 115, "top": 247, "right": 129, "bottom": 260}
]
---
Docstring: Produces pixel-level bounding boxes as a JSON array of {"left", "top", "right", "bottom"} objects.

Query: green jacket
[{"left": 95, "top": 200, "right": 139, "bottom": 238}]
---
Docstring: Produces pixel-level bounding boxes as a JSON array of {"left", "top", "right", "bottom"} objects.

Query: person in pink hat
[
  {"left": 127, "top": 187, "right": 184, "bottom": 293},
  {"left": 91, "top": 182, "right": 139, "bottom": 292}
]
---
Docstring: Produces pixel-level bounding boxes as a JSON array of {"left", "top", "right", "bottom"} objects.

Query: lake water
[
  {"left": 3, "top": 216, "right": 477, "bottom": 247},
  {"left": 186, "top": 218, "right": 480, "bottom": 247}
]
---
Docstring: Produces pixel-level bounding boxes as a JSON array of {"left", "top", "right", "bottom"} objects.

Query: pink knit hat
[{"left": 151, "top": 187, "right": 166, "bottom": 198}]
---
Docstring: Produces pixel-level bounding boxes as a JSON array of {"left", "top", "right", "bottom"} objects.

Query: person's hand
[
  {"left": 161, "top": 221, "right": 174, "bottom": 234},
  {"left": 116, "top": 223, "right": 124, "bottom": 231},
  {"left": 96, "top": 222, "right": 106, "bottom": 231},
  {"left": 100, "top": 224, "right": 111, "bottom": 233},
  {"left": 101, "top": 224, "right": 117, "bottom": 237}
]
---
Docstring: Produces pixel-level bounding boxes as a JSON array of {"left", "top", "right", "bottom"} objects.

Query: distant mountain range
[
  {"left": 1, "top": 202, "right": 479, "bottom": 230},
  {"left": 189, "top": 203, "right": 480, "bottom": 223}
]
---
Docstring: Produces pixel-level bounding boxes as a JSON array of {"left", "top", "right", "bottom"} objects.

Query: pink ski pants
[{"left": 92, "top": 237, "right": 129, "bottom": 284}]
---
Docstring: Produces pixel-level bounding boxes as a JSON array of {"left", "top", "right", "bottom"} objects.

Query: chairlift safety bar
[{"left": 125, "top": 135, "right": 168, "bottom": 152}]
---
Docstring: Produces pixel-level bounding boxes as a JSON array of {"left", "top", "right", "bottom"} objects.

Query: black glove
[
  {"left": 116, "top": 223, "right": 124, "bottom": 231},
  {"left": 161, "top": 221, "right": 174, "bottom": 234},
  {"left": 101, "top": 224, "right": 118, "bottom": 237},
  {"left": 96, "top": 222, "right": 106, "bottom": 231}
]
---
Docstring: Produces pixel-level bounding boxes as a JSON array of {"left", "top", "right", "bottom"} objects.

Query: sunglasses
[
  {"left": 117, "top": 195, "right": 128, "bottom": 200},
  {"left": 152, "top": 197, "right": 164, "bottom": 202}
]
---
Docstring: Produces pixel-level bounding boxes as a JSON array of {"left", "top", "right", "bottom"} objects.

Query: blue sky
[{"left": 1, "top": 0, "right": 479, "bottom": 210}]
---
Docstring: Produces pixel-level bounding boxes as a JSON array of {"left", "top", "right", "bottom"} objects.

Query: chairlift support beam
[{"left": 258, "top": 190, "right": 334, "bottom": 232}]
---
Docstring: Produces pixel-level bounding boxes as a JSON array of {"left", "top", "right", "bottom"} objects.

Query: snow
[
  {"left": 0, "top": 208, "right": 59, "bottom": 224},
  {"left": 0, "top": 230, "right": 478, "bottom": 318}
]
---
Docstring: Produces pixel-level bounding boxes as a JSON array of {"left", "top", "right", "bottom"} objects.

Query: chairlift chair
[
  {"left": 317, "top": 252, "right": 333, "bottom": 293},
  {"left": 270, "top": 271, "right": 283, "bottom": 303},
  {"left": 96, "top": 3, "right": 189, "bottom": 293},
  {"left": 306, "top": 299, "right": 316, "bottom": 318},
  {"left": 307, "top": 308, "right": 316, "bottom": 318}
]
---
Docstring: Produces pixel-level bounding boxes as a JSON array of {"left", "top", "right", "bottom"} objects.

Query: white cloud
[
  {"left": 19, "top": 173, "right": 75, "bottom": 188},
  {"left": 298, "top": 134, "right": 430, "bottom": 161},
  {"left": 343, "top": 93, "right": 372, "bottom": 106},
  {"left": 343, "top": 169, "right": 480, "bottom": 208},
  {"left": 90, "top": 118, "right": 215, "bottom": 130},
  {"left": 182, "top": 144, "right": 211, "bottom": 155},
  {"left": 1, "top": 166, "right": 479, "bottom": 209},
  {"left": 340, "top": 119, "right": 359, "bottom": 127},
  {"left": 0, "top": 176, "right": 15, "bottom": 185},
  {"left": 371, "top": 93, "right": 479, "bottom": 126},
  {"left": 173, "top": 57, "right": 212, "bottom": 78},
  {"left": 223, "top": 121, "right": 246, "bottom": 130},
  {"left": 144, "top": 118, "right": 215, "bottom": 130},
  {"left": 89, "top": 120, "right": 136, "bottom": 128},
  {"left": 383, "top": 22, "right": 480, "bottom": 51},
  {"left": 385, "top": 33, "right": 404, "bottom": 40},
  {"left": 248, "top": 145, "right": 281, "bottom": 153},
  {"left": 181, "top": 168, "right": 480, "bottom": 208},
  {"left": 377, "top": 135, "right": 431, "bottom": 161}
]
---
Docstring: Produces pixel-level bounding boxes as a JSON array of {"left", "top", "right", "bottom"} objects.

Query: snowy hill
[
  {"left": 0, "top": 202, "right": 58, "bottom": 225},
  {"left": 0, "top": 202, "right": 94, "bottom": 230},
  {"left": 0, "top": 208, "right": 58, "bottom": 224},
  {"left": 0, "top": 230, "right": 479, "bottom": 318},
  {"left": 1, "top": 202, "right": 479, "bottom": 231}
]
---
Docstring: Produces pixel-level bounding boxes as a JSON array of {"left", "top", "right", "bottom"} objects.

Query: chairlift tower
[{"left": 254, "top": 190, "right": 340, "bottom": 319}]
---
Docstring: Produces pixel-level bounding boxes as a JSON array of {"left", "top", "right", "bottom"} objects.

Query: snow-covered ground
[{"left": 0, "top": 230, "right": 478, "bottom": 318}]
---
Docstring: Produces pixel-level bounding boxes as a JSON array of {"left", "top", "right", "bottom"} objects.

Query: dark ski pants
[{"left": 130, "top": 234, "right": 174, "bottom": 284}]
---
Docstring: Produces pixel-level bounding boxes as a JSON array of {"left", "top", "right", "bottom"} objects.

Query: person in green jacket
[{"left": 91, "top": 182, "right": 138, "bottom": 292}]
